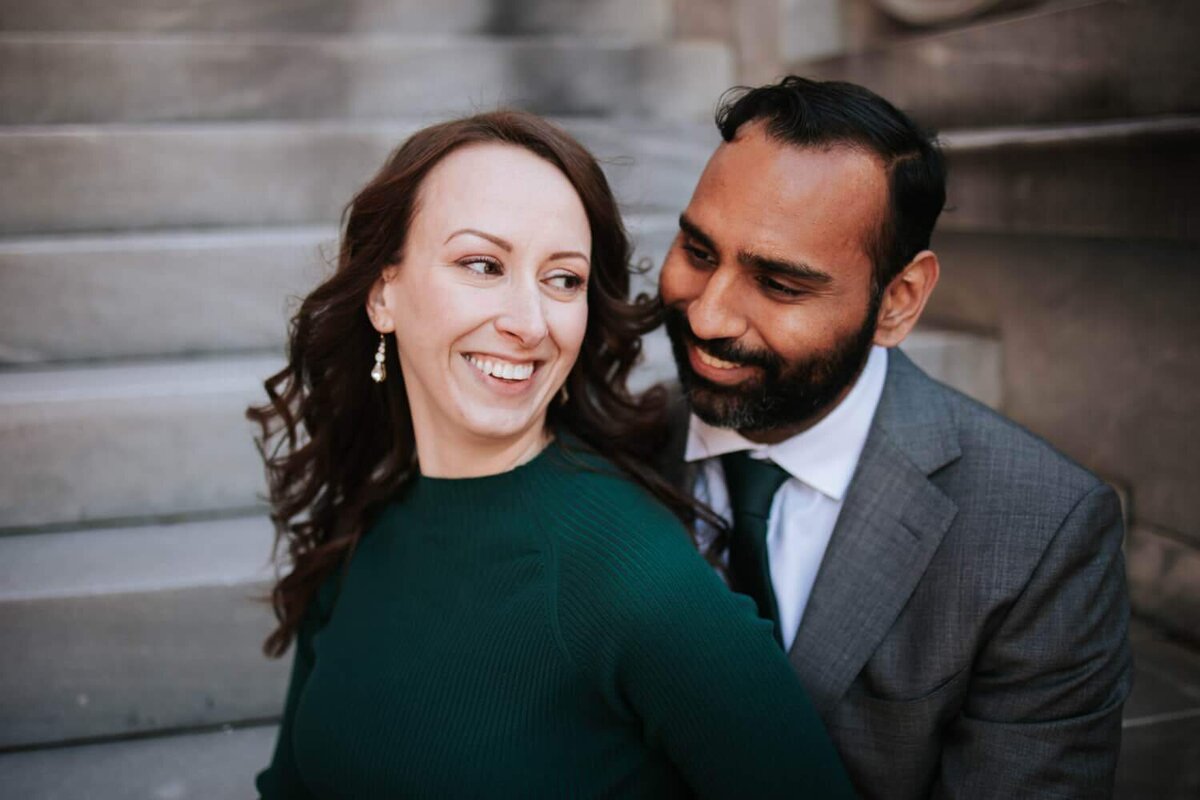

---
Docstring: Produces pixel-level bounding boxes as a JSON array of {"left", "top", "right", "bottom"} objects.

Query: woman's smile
[{"left": 462, "top": 352, "right": 541, "bottom": 393}]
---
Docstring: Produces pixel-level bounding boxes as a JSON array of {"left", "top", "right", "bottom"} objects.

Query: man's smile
[{"left": 687, "top": 343, "right": 762, "bottom": 385}]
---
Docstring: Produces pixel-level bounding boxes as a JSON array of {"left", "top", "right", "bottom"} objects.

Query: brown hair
[{"left": 248, "top": 110, "right": 720, "bottom": 657}]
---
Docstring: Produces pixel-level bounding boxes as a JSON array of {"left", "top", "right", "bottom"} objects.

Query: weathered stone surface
[
  {"left": 0, "top": 227, "right": 334, "bottom": 364},
  {"left": 0, "top": 517, "right": 286, "bottom": 748},
  {"left": 900, "top": 326, "right": 1002, "bottom": 409},
  {"left": 0, "top": 0, "right": 670, "bottom": 38},
  {"left": 939, "top": 118, "right": 1200, "bottom": 241},
  {"left": 925, "top": 230, "right": 1200, "bottom": 542},
  {"left": 780, "top": 0, "right": 846, "bottom": 63},
  {"left": 1116, "top": 618, "right": 1200, "bottom": 798},
  {"left": 0, "top": 723, "right": 278, "bottom": 799},
  {"left": 802, "top": 0, "right": 1200, "bottom": 128},
  {"left": 0, "top": 120, "right": 719, "bottom": 235},
  {"left": 0, "top": 355, "right": 275, "bottom": 529},
  {"left": 870, "top": 0, "right": 1029, "bottom": 27},
  {"left": 1126, "top": 526, "right": 1200, "bottom": 646},
  {"left": 0, "top": 35, "right": 731, "bottom": 124}
]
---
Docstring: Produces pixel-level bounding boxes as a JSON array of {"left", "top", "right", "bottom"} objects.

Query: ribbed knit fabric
[{"left": 256, "top": 438, "right": 854, "bottom": 799}]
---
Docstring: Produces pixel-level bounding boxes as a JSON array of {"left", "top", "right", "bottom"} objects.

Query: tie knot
[{"left": 721, "top": 450, "right": 790, "bottom": 521}]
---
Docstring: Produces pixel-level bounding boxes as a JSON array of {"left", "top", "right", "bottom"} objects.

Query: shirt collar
[{"left": 684, "top": 345, "right": 889, "bottom": 501}]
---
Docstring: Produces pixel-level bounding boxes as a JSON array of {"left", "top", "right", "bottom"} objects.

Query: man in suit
[{"left": 659, "top": 76, "right": 1132, "bottom": 798}]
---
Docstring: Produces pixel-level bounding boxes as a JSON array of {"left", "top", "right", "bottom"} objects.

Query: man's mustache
[{"left": 663, "top": 307, "right": 781, "bottom": 372}]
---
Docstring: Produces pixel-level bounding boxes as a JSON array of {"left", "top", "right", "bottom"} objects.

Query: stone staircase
[{"left": 0, "top": 1, "right": 1002, "bottom": 795}]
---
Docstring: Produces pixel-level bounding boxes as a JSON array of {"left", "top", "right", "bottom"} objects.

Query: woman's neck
[{"left": 414, "top": 423, "right": 552, "bottom": 479}]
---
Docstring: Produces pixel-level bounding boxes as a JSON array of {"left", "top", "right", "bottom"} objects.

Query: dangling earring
[
  {"left": 558, "top": 383, "right": 570, "bottom": 405},
  {"left": 371, "top": 334, "right": 386, "bottom": 383}
]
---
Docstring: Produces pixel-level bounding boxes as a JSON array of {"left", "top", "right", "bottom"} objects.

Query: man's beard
[{"left": 664, "top": 302, "right": 879, "bottom": 434}]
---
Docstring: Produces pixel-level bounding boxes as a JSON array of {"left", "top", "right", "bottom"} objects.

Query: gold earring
[
  {"left": 558, "top": 383, "right": 570, "bottom": 404},
  {"left": 371, "top": 335, "right": 386, "bottom": 383}
]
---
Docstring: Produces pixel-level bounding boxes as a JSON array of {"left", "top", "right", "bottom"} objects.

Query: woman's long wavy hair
[{"left": 248, "top": 110, "right": 723, "bottom": 657}]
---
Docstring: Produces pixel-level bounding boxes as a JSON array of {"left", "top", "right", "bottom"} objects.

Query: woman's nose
[{"left": 494, "top": 280, "right": 549, "bottom": 348}]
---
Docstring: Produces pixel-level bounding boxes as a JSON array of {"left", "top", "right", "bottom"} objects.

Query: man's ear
[
  {"left": 873, "top": 250, "right": 940, "bottom": 348},
  {"left": 365, "top": 266, "right": 398, "bottom": 333}
]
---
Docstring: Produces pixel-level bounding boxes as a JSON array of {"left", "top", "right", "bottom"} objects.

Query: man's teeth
[
  {"left": 696, "top": 348, "right": 741, "bottom": 370},
  {"left": 465, "top": 355, "right": 535, "bottom": 381}
]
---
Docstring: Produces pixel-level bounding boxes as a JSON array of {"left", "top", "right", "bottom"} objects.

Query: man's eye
[
  {"left": 459, "top": 256, "right": 502, "bottom": 275},
  {"left": 759, "top": 276, "right": 804, "bottom": 297},
  {"left": 682, "top": 243, "right": 714, "bottom": 265}
]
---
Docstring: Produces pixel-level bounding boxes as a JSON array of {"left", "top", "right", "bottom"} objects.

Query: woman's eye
[
  {"left": 546, "top": 273, "right": 585, "bottom": 291},
  {"left": 459, "top": 256, "right": 502, "bottom": 275}
]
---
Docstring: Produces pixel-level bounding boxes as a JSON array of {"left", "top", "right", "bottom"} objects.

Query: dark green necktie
[{"left": 720, "top": 450, "right": 790, "bottom": 645}]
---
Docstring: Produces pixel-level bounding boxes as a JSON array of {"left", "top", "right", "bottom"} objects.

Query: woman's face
[{"left": 369, "top": 143, "right": 591, "bottom": 454}]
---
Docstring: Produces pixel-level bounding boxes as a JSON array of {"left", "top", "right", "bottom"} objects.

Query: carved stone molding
[{"left": 871, "top": 0, "right": 1036, "bottom": 26}]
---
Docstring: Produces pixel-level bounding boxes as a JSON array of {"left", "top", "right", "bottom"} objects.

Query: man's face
[{"left": 659, "top": 123, "right": 889, "bottom": 441}]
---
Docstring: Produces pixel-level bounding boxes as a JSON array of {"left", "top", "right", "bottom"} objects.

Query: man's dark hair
[{"left": 717, "top": 76, "right": 946, "bottom": 296}]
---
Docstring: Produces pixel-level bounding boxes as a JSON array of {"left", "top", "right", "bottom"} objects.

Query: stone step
[
  {"left": 0, "top": 216, "right": 678, "bottom": 364},
  {"left": 0, "top": 119, "right": 719, "bottom": 236},
  {"left": 0, "top": 34, "right": 730, "bottom": 125},
  {"left": 939, "top": 117, "right": 1200, "bottom": 241},
  {"left": 801, "top": 0, "right": 1199, "bottom": 129},
  {"left": 0, "top": 516, "right": 287, "bottom": 748},
  {"left": 0, "top": 0, "right": 670, "bottom": 39},
  {"left": 0, "top": 723, "right": 277, "bottom": 798},
  {"left": 0, "top": 354, "right": 275, "bottom": 531},
  {"left": 0, "top": 329, "right": 999, "bottom": 531}
]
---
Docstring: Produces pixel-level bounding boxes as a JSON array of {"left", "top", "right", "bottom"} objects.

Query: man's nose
[
  {"left": 494, "top": 279, "right": 549, "bottom": 348},
  {"left": 687, "top": 266, "right": 748, "bottom": 342}
]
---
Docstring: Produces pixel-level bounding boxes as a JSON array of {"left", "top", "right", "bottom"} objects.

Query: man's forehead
[{"left": 690, "top": 129, "right": 887, "bottom": 265}]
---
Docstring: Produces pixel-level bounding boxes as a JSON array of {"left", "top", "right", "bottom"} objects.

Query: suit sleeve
[
  {"left": 255, "top": 615, "right": 321, "bottom": 800},
  {"left": 935, "top": 482, "right": 1133, "bottom": 799},
  {"left": 557, "top": 512, "right": 856, "bottom": 799}
]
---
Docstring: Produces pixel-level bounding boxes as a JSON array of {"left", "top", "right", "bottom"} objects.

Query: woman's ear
[
  {"left": 366, "top": 266, "right": 398, "bottom": 333},
  {"left": 873, "top": 250, "right": 940, "bottom": 348}
]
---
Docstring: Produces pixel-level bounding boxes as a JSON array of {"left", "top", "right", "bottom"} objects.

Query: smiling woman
[
  {"left": 364, "top": 143, "right": 592, "bottom": 477},
  {"left": 247, "top": 111, "right": 855, "bottom": 799}
]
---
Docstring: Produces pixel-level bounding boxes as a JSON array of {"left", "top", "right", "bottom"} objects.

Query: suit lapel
[{"left": 787, "top": 350, "right": 961, "bottom": 714}]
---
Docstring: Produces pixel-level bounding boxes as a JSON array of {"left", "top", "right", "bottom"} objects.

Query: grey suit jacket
[{"left": 665, "top": 348, "right": 1132, "bottom": 799}]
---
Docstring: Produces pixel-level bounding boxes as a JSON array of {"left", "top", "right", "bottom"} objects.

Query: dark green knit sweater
[{"left": 257, "top": 439, "right": 853, "bottom": 798}]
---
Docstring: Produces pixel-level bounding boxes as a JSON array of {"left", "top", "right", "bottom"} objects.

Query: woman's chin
[{"left": 454, "top": 404, "right": 550, "bottom": 444}]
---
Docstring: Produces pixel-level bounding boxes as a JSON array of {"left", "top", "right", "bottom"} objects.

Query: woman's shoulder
[
  {"left": 537, "top": 437, "right": 693, "bottom": 555},
  {"left": 535, "top": 437, "right": 722, "bottom": 611}
]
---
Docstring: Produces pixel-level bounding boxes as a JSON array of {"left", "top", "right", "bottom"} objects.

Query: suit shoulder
[
  {"left": 947, "top": 385, "right": 1101, "bottom": 494},
  {"left": 885, "top": 353, "right": 1106, "bottom": 513}
]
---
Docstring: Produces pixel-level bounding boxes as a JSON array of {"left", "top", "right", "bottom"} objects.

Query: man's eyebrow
[
  {"left": 678, "top": 214, "right": 718, "bottom": 254},
  {"left": 444, "top": 228, "right": 512, "bottom": 251},
  {"left": 739, "top": 251, "right": 833, "bottom": 285}
]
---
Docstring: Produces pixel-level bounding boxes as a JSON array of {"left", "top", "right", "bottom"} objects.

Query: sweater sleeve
[
  {"left": 255, "top": 610, "right": 321, "bottom": 800},
  {"left": 555, "top": 488, "right": 856, "bottom": 799}
]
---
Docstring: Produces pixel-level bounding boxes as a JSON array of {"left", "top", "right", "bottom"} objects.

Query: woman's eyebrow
[
  {"left": 444, "top": 228, "right": 512, "bottom": 251},
  {"left": 548, "top": 250, "right": 590, "bottom": 264}
]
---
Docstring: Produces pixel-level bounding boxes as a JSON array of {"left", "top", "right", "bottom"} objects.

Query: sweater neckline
[{"left": 410, "top": 436, "right": 562, "bottom": 504}]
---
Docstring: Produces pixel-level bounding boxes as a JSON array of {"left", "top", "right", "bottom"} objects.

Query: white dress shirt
[{"left": 685, "top": 346, "right": 889, "bottom": 650}]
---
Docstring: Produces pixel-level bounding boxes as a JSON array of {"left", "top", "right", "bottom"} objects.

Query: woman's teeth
[
  {"left": 696, "top": 348, "right": 741, "bottom": 370},
  {"left": 464, "top": 354, "right": 535, "bottom": 381}
]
